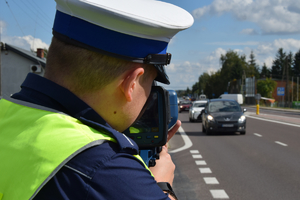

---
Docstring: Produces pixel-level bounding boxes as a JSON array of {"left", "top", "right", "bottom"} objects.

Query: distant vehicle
[
  {"left": 199, "top": 94, "right": 206, "bottom": 100},
  {"left": 202, "top": 99, "right": 247, "bottom": 135},
  {"left": 219, "top": 94, "right": 243, "bottom": 104},
  {"left": 189, "top": 100, "right": 208, "bottom": 122},
  {"left": 178, "top": 101, "right": 192, "bottom": 113}
]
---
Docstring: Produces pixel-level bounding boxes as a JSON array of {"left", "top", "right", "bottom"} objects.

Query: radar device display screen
[{"left": 127, "top": 86, "right": 170, "bottom": 149}]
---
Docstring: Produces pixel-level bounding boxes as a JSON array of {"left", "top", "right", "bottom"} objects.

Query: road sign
[
  {"left": 255, "top": 93, "right": 261, "bottom": 100},
  {"left": 277, "top": 87, "right": 285, "bottom": 96}
]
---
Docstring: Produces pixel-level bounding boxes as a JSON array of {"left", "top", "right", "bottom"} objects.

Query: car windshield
[
  {"left": 181, "top": 101, "right": 191, "bottom": 105},
  {"left": 193, "top": 103, "right": 206, "bottom": 107},
  {"left": 208, "top": 101, "right": 241, "bottom": 112}
]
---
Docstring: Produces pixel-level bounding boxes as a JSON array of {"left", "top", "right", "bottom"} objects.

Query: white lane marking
[
  {"left": 246, "top": 115, "right": 300, "bottom": 128},
  {"left": 254, "top": 133, "right": 262, "bottom": 137},
  {"left": 204, "top": 177, "right": 219, "bottom": 184},
  {"left": 190, "top": 150, "right": 199, "bottom": 154},
  {"left": 275, "top": 141, "right": 288, "bottom": 146},
  {"left": 192, "top": 154, "right": 202, "bottom": 159},
  {"left": 199, "top": 168, "right": 212, "bottom": 173},
  {"left": 195, "top": 160, "right": 207, "bottom": 165},
  {"left": 169, "top": 126, "right": 193, "bottom": 153},
  {"left": 210, "top": 190, "right": 229, "bottom": 199}
]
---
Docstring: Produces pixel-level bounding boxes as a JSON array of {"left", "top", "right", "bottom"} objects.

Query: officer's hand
[
  {"left": 166, "top": 120, "right": 181, "bottom": 148},
  {"left": 149, "top": 145, "right": 175, "bottom": 186},
  {"left": 149, "top": 120, "right": 181, "bottom": 186}
]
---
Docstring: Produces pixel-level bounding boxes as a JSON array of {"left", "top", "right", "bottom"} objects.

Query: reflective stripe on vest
[{"left": 0, "top": 99, "right": 151, "bottom": 200}]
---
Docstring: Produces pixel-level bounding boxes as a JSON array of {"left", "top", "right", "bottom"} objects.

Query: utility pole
[
  {"left": 292, "top": 76, "right": 293, "bottom": 104},
  {"left": 281, "top": 61, "right": 285, "bottom": 107},
  {"left": 297, "top": 77, "right": 299, "bottom": 102},
  {"left": 286, "top": 58, "right": 290, "bottom": 107}
]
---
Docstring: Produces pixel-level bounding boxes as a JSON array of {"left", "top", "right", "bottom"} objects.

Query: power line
[
  {"left": 3, "top": 0, "right": 25, "bottom": 36},
  {"left": 27, "top": 0, "right": 53, "bottom": 25},
  {"left": 24, "top": 0, "right": 53, "bottom": 27},
  {"left": 9, "top": 0, "right": 51, "bottom": 33}
]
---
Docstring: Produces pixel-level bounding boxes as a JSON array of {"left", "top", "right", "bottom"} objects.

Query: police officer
[{"left": 0, "top": 0, "right": 193, "bottom": 199}]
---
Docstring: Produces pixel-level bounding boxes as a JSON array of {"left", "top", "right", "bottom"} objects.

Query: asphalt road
[{"left": 169, "top": 110, "right": 300, "bottom": 200}]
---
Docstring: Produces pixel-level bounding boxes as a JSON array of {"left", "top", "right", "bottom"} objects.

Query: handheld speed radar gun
[{"left": 127, "top": 87, "right": 178, "bottom": 167}]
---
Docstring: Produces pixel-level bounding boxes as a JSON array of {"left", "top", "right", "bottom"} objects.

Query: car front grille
[{"left": 216, "top": 121, "right": 238, "bottom": 123}]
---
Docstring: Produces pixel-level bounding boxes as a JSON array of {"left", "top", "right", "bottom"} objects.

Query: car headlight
[
  {"left": 238, "top": 115, "right": 246, "bottom": 123},
  {"left": 207, "top": 115, "right": 214, "bottom": 121},
  {"left": 191, "top": 110, "right": 194, "bottom": 114},
  {"left": 180, "top": 106, "right": 183, "bottom": 108}
]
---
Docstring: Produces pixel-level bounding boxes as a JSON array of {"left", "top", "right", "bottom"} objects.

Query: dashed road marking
[
  {"left": 204, "top": 177, "right": 219, "bottom": 184},
  {"left": 195, "top": 160, "right": 207, "bottom": 165},
  {"left": 190, "top": 150, "right": 199, "bottom": 154},
  {"left": 199, "top": 168, "right": 212, "bottom": 174},
  {"left": 192, "top": 154, "right": 203, "bottom": 159},
  {"left": 190, "top": 146, "right": 229, "bottom": 198},
  {"left": 254, "top": 133, "right": 262, "bottom": 137},
  {"left": 210, "top": 190, "right": 229, "bottom": 199},
  {"left": 275, "top": 141, "right": 288, "bottom": 146}
]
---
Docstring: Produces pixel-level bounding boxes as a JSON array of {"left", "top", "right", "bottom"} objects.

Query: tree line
[{"left": 177, "top": 48, "right": 300, "bottom": 100}]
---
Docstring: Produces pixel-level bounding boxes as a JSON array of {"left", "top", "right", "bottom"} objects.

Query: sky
[{"left": 1, "top": 0, "right": 300, "bottom": 91}]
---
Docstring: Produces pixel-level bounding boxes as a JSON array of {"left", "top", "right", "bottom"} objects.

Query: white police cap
[{"left": 53, "top": 0, "right": 194, "bottom": 84}]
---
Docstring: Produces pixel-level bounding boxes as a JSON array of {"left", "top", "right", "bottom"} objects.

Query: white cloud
[
  {"left": 209, "top": 41, "right": 259, "bottom": 46},
  {"left": 263, "top": 56, "right": 274, "bottom": 69},
  {"left": 2, "top": 35, "right": 49, "bottom": 51},
  {"left": 164, "top": 61, "right": 205, "bottom": 90},
  {"left": 256, "top": 38, "right": 300, "bottom": 56},
  {"left": 192, "top": 0, "right": 300, "bottom": 34},
  {"left": 207, "top": 48, "right": 226, "bottom": 62},
  {"left": 165, "top": 38, "right": 300, "bottom": 90},
  {"left": 0, "top": 20, "right": 6, "bottom": 34},
  {"left": 240, "top": 29, "right": 258, "bottom": 35},
  {"left": 1, "top": 20, "right": 49, "bottom": 50}
]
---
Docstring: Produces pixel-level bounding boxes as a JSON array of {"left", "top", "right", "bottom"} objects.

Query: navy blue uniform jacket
[{"left": 12, "top": 73, "right": 170, "bottom": 200}]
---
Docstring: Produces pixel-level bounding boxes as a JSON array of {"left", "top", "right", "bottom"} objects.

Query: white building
[{"left": 0, "top": 43, "right": 46, "bottom": 99}]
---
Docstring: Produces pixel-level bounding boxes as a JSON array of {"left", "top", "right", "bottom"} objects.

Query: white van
[{"left": 219, "top": 94, "right": 243, "bottom": 104}]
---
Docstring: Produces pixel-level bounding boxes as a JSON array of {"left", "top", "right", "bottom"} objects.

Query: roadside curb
[
  {"left": 245, "top": 105, "right": 300, "bottom": 113},
  {"left": 245, "top": 111, "right": 300, "bottom": 125}
]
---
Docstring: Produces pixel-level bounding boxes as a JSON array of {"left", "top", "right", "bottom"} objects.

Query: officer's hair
[{"left": 45, "top": 37, "right": 155, "bottom": 94}]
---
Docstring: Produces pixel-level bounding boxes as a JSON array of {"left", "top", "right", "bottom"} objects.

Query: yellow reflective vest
[{"left": 0, "top": 99, "right": 150, "bottom": 200}]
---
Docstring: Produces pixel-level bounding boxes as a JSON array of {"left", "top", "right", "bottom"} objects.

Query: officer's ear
[{"left": 120, "top": 68, "right": 144, "bottom": 102}]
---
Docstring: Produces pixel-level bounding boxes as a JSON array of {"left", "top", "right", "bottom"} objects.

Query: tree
[
  {"left": 191, "top": 82, "right": 199, "bottom": 97},
  {"left": 271, "top": 48, "right": 286, "bottom": 79},
  {"left": 186, "top": 87, "right": 191, "bottom": 96},
  {"left": 257, "top": 78, "right": 277, "bottom": 98},
  {"left": 260, "top": 63, "right": 270, "bottom": 78},
  {"left": 293, "top": 49, "right": 300, "bottom": 76},
  {"left": 220, "top": 50, "right": 248, "bottom": 94},
  {"left": 285, "top": 52, "right": 293, "bottom": 104},
  {"left": 248, "top": 51, "right": 260, "bottom": 79},
  {"left": 198, "top": 72, "right": 210, "bottom": 94},
  {"left": 203, "top": 71, "right": 223, "bottom": 98}
]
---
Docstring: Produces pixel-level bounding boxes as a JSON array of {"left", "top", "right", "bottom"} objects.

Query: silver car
[{"left": 189, "top": 100, "right": 207, "bottom": 122}]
